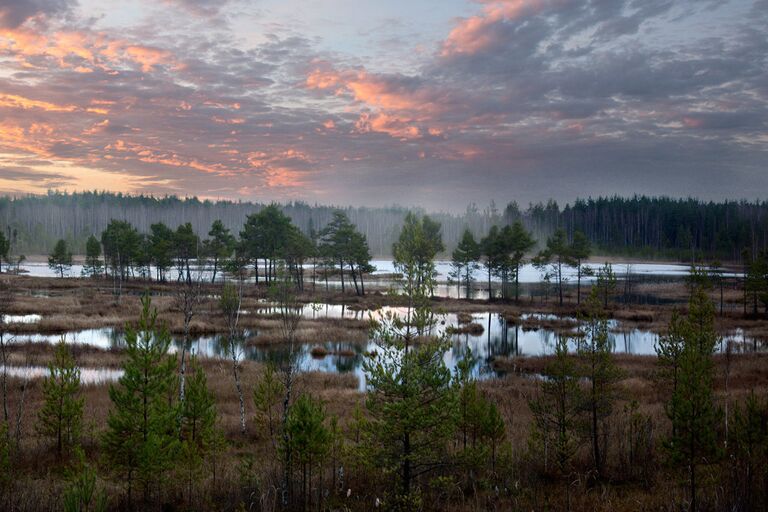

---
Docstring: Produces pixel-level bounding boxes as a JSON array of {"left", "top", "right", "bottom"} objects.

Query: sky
[{"left": 0, "top": 0, "right": 766, "bottom": 211}]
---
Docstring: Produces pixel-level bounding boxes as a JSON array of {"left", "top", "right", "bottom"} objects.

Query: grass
[{"left": 1, "top": 273, "right": 767, "bottom": 510}]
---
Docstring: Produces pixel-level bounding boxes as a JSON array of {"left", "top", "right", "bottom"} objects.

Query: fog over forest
[{"left": 1, "top": 192, "right": 767, "bottom": 260}]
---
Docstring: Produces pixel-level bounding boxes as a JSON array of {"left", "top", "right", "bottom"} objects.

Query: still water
[{"left": 5, "top": 306, "right": 758, "bottom": 391}]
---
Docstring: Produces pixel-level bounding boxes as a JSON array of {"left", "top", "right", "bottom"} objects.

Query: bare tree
[
  {"left": 175, "top": 252, "right": 205, "bottom": 403},
  {"left": 220, "top": 281, "right": 246, "bottom": 434}
]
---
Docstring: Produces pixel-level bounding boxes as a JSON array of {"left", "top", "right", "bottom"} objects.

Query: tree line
[
  {"left": 43, "top": 206, "right": 375, "bottom": 297},
  {"left": 2, "top": 191, "right": 767, "bottom": 260},
  {"left": 38, "top": 211, "right": 768, "bottom": 313}
]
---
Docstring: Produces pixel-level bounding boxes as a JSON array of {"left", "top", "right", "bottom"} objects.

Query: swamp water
[{"left": 3, "top": 305, "right": 760, "bottom": 391}]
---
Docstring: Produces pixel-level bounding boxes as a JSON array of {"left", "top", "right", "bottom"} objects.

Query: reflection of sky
[
  {"left": 10, "top": 307, "right": 761, "bottom": 391},
  {"left": 19, "top": 259, "right": 737, "bottom": 302}
]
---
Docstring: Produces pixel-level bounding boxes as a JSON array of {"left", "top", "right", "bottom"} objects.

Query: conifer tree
[
  {"left": 48, "top": 239, "right": 73, "bottom": 278},
  {"left": 82, "top": 235, "right": 103, "bottom": 278},
  {"left": 253, "top": 363, "right": 284, "bottom": 447},
  {"left": 179, "top": 357, "right": 217, "bottom": 504},
  {"left": 364, "top": 222, "right": 456, "bottom": 507},
  {"left": 663, "top": 287, "right": 722, "bottom": 512},
  {"left": 101, "top": 296, "right": 179, "bottom": 506},
  {"left": 507, "top": 220, "right": 536, "bottom": 302},
  {"left": 0, "top": 232, "right": 8, "bottom": 273},
  {"left": 62, "top": 448, "right": 108, "bottom": 512},
  {"left": 37, "top": 339, "right": 84, "bottom": 457},
  {"left": 577, "top": 291, "right": 622, "bottom": 479},
  {"left": 282, "top": 394, "right": 331, "bottom": 510},
  {"left": 528, "top": 337, "right": 582, "bottom": 480},
  {"left": 204, "top": 219, "right": 235, "bottom": 283},
  {"left": 535, "top": 229, "right": 576, "bottom": 306},
  {"left": 450, "top": 228, "right": 480, "bottom": 299},
  {"left": 594, "top": 262, "right": 617, "bottom": 308},
  {"left": 570, "top": 230, "right": 592, "bottom": 305}
]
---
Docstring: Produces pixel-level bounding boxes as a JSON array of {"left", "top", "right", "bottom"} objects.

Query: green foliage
[
  {"left": 62, "top": 449, "right": 108, "bottom": 512},
  {"left": 149, "top": 222, "right": 174, "bottom": 281},
  {"left": 728, "top": 393, "right": 768, "bottom": 509},
  {"left": 101, "top": 295, "right": 180, "bottom": 504},
  {"left": 240, "top": 204, "right": 293, "bottom": 282},
  {"left": 0, "top": 421, "right": 10, "bottom": 494},
  {"left": 253, "top": 363, "right": 284, "bottom": 443},
  {"left": 174, "top": 222, "right": 200, "bottom": 283},
  {"left": 0, "top": 232, "right": 8, "bottom": 271},
  {"left": 48, "top": 239, "right": 73, "bottom": 278},
  {"left": 178, "top": 357, "right": 217, "bottom": 503},
  {"left": 363, "top": 315, "right": 457, "bottom": 498},
  {"left": 450, "top": 228, "right": 480, "bottom": 299},
  {"left": 282, "top": 394, "right": 331, "bottom": 470},
  {"left": 535, "top": 228, "right": 576, "bottom": 306},
  {"left": 506, "top": 220, "right": 537, "bottom": 301},
  {"left": 594, "top": 262, "right": 617, "bottom": 308},
  {"left": 570, "top": 230, "right": 592, "bottom": 304},
  {"left": 204, "top": 219, "right": 235, "bottom": 282},
  {"left": 37, "top": 339, "right": 84, "bottom": 457},
  {"left": 81, "top": 235, "right": 103, "bottom": 277},
  {"left": 393, "top": 212, "right": 444, "bottom": 298},
  {"left": 319, "top": 210, "right": 374, "bottom": 295},
  {"left": 101, "top": 220, "right": 141, "bottom": 279},
  {"left": 662, "top": 287, "right": 722, "bottom": 511},
  {"left": 577, "top": 291, "right": 623, "bottom": 478},
  {"left": 745, "top": 251, "right": 768, "bottom": 314},
  {"left": 528, "top": 337, "right": 582, "bottom": 477}
]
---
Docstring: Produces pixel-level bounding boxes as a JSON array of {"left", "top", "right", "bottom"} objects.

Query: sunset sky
[{"left": 0, "top": 0, "right": 766, "bottom": 210}]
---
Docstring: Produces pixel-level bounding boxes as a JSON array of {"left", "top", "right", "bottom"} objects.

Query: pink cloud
[{"left": 441, "top": 0, "right": 570, "bottom": 57}]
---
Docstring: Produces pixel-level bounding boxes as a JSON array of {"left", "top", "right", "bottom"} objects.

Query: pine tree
[
  {"left": 729, "top": 393, "right": 768, "bottom": 510},
  {"left": 450, "top": 228, "right": 480, "bottom": 299},
  {"left": 0, "top": 232, "right": 8, "bottom": 273},
  {"left": 179, "top": 357, "right": 217, "bottom": 505},
  {"left": 204, "top": 219, "right": 235, "bottom": 283},
  {"left": 101, "top": 296, "right": 180, "bottom": 506},
  {"left": 535, "top": 229, "right": 576, "bottom": 306},
  {"left": 594, "top": 262, "right": 617, "bottom": 308},
  {"left": 507, "top": 220, "right": 536, "bottom": 302},
  {"left": 528, "top": 337, "right": 582, "bottom": 479},
  {"left": 37, "top": 339, "right": 84, "bottom": 457},
  {"left": 82, "top": 235, "right": 103, "bottom": 278},
  {"left": 663, "top": 288, "right": 722, "bottom": 512},
  {"left": 48, "top": 239, "right": 73, "bottom": 278},
  {"left": 577, "top": 291, "right": 622, "bottom": 479},
  {"left": 364, "top": 218, "right": 456, "bottom": 507},
  {"left": 253, "top": 363, "right": 284, "bottom": 447},
  {"left": 570, "top": 230, "right": 592, "bottom": 305},
  {"left": 282, "top": 394, "right": 331, "bottom": 510},
  {"left": 62, "top": 448, "right": 108, "bottom": 512}
]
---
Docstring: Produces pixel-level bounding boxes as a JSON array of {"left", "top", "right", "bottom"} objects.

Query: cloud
[
  {"left": 0, "top": 0, "right": 764, "bottom": 209},
  {"left": 0, "top": 0, "right": 75, "bottom": 28}
]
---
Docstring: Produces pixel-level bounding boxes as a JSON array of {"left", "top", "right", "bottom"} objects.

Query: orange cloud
[
  {"left": 441, "top": 0, "right": 569, "bottom": 57},
  {"left": 0, "top": 26, "right": 177, "bottom": 73},
  {"left": 355, "top": 112, "right": 421, "bottom": 140},
  {"left": 0, "top": 93, "right": 77, "bottom": 112}
]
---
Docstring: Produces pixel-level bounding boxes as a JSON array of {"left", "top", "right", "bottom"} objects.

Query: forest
[
  {"left": 0, "top": 205, "right": 767, "bottom": 511},
  {"left": 1, "top": 192, "right": 767, "bottom": 260}
]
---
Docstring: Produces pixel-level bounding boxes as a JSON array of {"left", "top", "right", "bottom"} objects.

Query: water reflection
[
  {"left": 8, "top": 309, "right": 762, "bottom": 392},
  {"left": 1, "top": 314, "right": 41, "bottom": 324},
  {"left": 1, "top": 365, "right": 123, "bottom": 385}
]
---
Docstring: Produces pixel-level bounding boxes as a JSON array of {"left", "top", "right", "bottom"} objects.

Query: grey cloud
[{"left": 0, "top": 0, "right": 75, "bottom": 28}]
